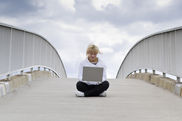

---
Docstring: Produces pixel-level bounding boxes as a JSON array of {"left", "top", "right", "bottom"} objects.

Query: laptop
[{"left": 82, "top": 66, "right": 103, "bottom": 82}]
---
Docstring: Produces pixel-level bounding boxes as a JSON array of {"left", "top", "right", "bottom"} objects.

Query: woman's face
[{"left": 88, "top": 51, "right": 97, "bottom": 61}]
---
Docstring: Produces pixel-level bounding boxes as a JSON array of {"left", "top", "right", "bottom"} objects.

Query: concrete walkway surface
[{"left": 0, "top": 78, "right": 182, "bottom": 121}]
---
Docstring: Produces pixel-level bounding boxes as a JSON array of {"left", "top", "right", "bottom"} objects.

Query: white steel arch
[
  {"left": 0, "top": 23, "right": 66, "bottom": 78},
  {"left": 117, "top": 26, "right": 182, "bottom": 79}
]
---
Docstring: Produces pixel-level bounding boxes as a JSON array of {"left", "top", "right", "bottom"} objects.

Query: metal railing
[
  {"left": 0, "top": 23, "right": 66, "bottom": 78},
  {"left": 116, "top": 26, "right": 182, "bottom": 81}
]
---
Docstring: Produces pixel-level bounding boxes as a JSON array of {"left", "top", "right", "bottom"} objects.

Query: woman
[{"left": 76, "top": 44, "right": 109, "bottom": 97}]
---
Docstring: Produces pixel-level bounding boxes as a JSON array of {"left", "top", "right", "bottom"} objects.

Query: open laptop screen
[{"left": 82, "top": 66, "right": 103, "bottom": 82}]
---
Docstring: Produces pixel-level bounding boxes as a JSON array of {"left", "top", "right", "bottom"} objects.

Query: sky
[{"left": 1, "top": 0, "right": 182, "bottom": 78}]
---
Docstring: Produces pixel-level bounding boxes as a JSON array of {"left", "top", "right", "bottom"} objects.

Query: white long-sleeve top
[{"left": 78, "top": 58, "right": 107, "bottom": 85}]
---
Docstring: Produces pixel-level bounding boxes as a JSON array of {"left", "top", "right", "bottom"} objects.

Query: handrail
[
  {"left": 0, "top": 23, "right": 67, "bottom": 78},
  {"left": 116, "top": 26, "right": 182, "bottom": 79}
]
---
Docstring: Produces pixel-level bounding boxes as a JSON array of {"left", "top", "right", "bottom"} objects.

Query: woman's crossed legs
[{"left": 76, "top": 81, "right": 109, "bottom": 97}]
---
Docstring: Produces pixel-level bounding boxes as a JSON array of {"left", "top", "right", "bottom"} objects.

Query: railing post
[
  {"left": 52, "top": 72, "right": 55, "bottom": 77},
  {"left": 177, "top": 77, "right": 180, "bottom": 83},
  {"left": 30, "top": 68, "right": 33, "bottom": 73},
  {"left": 145, "top": 69, "right": 147, "bottom": 73},
  {"left": 153, "top": 70, "right": 155, "bottom": 75},
  {"left": 55, "top": 73, "right": 59, "bottom": 78},
  {"left": 139, "top": 69, "right": 141, "bottom": 73},
  {"left": 7, "top": 74, "right": 10, "bottom": 81},
  {"left": 21, "top": 70, "right": 24, "bottom": 75},
  {"left": 163, "top": 73, "right": 166, "bottom": 77}
]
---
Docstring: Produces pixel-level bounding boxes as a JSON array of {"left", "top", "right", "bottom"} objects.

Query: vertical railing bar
[
  {"left": 153, "top": 70, "right": 155, "bottom": 75},
  {"left": 32, "top": 34, "right": 35, "bottom": 66},
  {"left": 45, "top": 43, "right": 48, "bottom": 66},
  {"left": 8, "top": 28, "right": 12, "bottom": 73},
  {"left": 31, "top": 67, "right": 33, "bottom": 73},
  {"left": 49, "top": 44, "right": 50, "bottom": 67},
  {"left": 163, "top": 72, "right": 166, "bottom": 77},
  {"left": 22, "top": 31, "right": 25, "bottom": 68},
  {"left": 7, "top": 74, "right": 10, "bottom": 80},
  {"left": 50, "top": 45, "right": 53, "bottom": 70},
  {"left": 145, "top": 69, "right": 147, "bottom": 73},
  {"left": 176, "top": 77, "right": 180, "bottom": 83},
  {"left": 21, "top": 70, "right": 24, "bottom": 75},
  {"left": 38, "top": 67, "right": 40, "bottom": 71},
  {"left": 174, "top": 30, "right": 176, "bottom": 74},
  {"left": 39, "top": 38, "right": 42, "bottom": 65},
  {"left": 139, "top": 69, "right": 141, "bottom": 73}
]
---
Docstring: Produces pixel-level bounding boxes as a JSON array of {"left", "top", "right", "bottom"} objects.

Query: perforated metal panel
[
  {"left": 10, "top": 29, "right": 24, "bottom": 71},
  {"left": 24, "top": 32, "right": 34, "bottom": 67},
  {"left": 0, "top": 26, "right": 11, "bottom": 73},
  {"left": 117, "top": 27, "right": 182, "bottom": 79},
  {"left": 0, "top": 24, "right": 66, "bottom": 78}
]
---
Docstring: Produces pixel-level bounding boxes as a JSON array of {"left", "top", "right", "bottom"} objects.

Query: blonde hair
[{"left": 86, "top": 44, "right": 101, "bottom": 56}]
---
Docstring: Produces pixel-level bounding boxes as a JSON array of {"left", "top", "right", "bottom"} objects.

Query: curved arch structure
[
  {"left": 0, "top": 23, "right": 66, "bottom": 78},
  {"left": 117, "top": 26, "right": 182, "bottom": 79}
]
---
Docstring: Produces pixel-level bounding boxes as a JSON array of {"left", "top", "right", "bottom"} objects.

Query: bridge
[{"left": 0, "top": 23, "right": 182, "bottom": 121}]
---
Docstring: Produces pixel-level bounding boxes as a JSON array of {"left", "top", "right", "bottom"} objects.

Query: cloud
[
  {"left": 92, "top": 0, "right": 121, "bottom": 11},
  {"left": 58, "top": 0, "right": 76, "bottom": 12},
  {"left": 87, "top": 22, "right": 124, "bottom": 46},
  {"left": 156, "top": 0, "right": 172, "bottom": 7},
  {"left": 0, "top": 0, "right": 39, "bottom": 17},
  {"left": 2, "top": 0, "right": 182, "bottom": 26},
  {"left": 100, "top": 47, "right": 114, "bottom": 54},
  {"left": 73, "top": 0, "right": 182, "bottom": 27}
]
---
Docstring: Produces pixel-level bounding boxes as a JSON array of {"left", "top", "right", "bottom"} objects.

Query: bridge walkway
[{"left": 0, "top": 78, "right": 182, "bottom": 121}]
